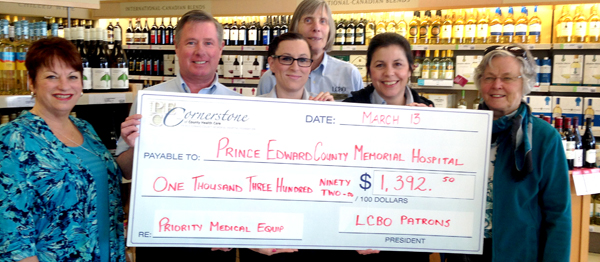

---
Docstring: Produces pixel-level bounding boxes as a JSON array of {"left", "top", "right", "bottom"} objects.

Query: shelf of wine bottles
[{"left": 0, "top": 92, "right": 134, "bottom": 108}]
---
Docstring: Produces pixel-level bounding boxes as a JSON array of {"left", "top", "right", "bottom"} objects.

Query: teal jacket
[{"left": 491, "top": 116, "right": 571, "bottom": 261}]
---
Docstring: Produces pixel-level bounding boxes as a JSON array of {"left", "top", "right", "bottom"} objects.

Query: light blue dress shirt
[
  {"left": 259, "top": 87, "right": 315, "bottom": 100},
  {"left": 370, "top": 86, "right": 416, "bottom": 105},
  {"left": 257, "top": 53, "right": 363, "bottom": 96},
  {"left": 115, "top": 73, "right": 240, "bottom": 155}
]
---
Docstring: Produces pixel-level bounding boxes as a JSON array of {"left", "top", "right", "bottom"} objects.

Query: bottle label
[
  {"left": 490, "top": 24, "right": 502, "bottom": 35},
  {"left": 419, "top": 25, "right": 428, "bottom": 39},
  {"left": 230, "top": 30, "right": 238, "bottom": 41},
  {"left": 92, "top": 68, "right": 111, "bottom": 89},
  {"left": 150, "top": 30, "right": 157, "bottom": 44},
  {"left": 16, "top": 52, "right": 26, "bottom": 71},
  {"left": 126, "top": 33, "right": 134, "bottom": 44},
  {"left": 586, "top": 149, "right": 597, "bottom": 164},
  {"left": 249, "top": 30, "right": 257, "bottom": 42},
  {"left": 223, "top": 29, "right": 230, "bottom": 40},
  {"left": 515, "top": 24, "right": 527, "bottom": 36},
  {"left": 575, "top": 22, "right": 587, "bottom": 37},
  {"left": 590, "top": 22, "right": 600, "bottom": 36},
  {"left": 110, "top": 68, "right": 129, "bottom": 89},
  {"left": 346, "top": 28, "right": 355, "bottom": 40},
  {"left": 336, "top": 28, "right": 345, "bottom": 42},
  {"left": 502, "top": 24, "right": 514, "bottom": 36},
  {"left": 239, "top": 30, "right": 246, "bottom": 41},
  {"left": 465, "top": 24, "right": 476, "bottom": 38},
  {"left": 355, "top": 28, "right": 364, "bottom": 42},
  {"left": 141, "top": 33, "right": 148, "bottom": 44},
  {"left": 430, "top": 25, "right": 440, "bottom": 38},
  {"left": 445, "top": 69, "right": 454, "bottom": 80},
  {"left": 559, "top": 22, "right": 573, "bottom": 37},
  {"left": 458, "top": 105, "right": 467, "bottom": 110},
  {"left": 453, "top": 25, "right": 464, "bottom": 38},
  {"left": 529, "top": 23, "right": 541, "bottom": 35},
  {"left": 262, "top": 31, "right": 270, "bottom": 45},
  {"left": 114, "top": 28, "right": 122, "bottom": 41},
  {"left": 574, "top": 149, "right": 583, "bottom": 167},
  {"left": 233, "top": 65, "right": 241, "bottom": 77},
  {"left": 0, "top": 52, "right": 15, "bottom": 70},
  {"left": 409, "top": 25, "right": 419, "bottom": 38},
  {"left": 431, "top": 70, "right": 439, "bottom": 79},
  {"left": 83, "top": 68, "right": 92, "bottom": 90},
  {"left": 134, "top": 32, "right": 142, "bottom": 44},
  {"left": 477, "top": 24, "right": 488, "bottom": 38},
  {"left": 218, "top": 64, "right": 223, "bottom": 76},
  {"left": 441, "top": 25, "right": 453, "bottom": 39},
  {"left": 413, "top": 62, "right": 422, "bottom": 77},
  {"left": 108, "top": 30, "right": 114, "bottom": 42}
]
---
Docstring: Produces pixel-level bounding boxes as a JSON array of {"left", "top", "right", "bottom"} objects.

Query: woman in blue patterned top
[{"left": 0, "top": 37, "right": 126, "bottom": 262}]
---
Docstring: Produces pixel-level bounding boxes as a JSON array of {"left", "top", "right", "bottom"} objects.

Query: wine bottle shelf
[
  {"left": 129, "top": 75, "right": 176, "bottom": 81},
  {"left": 124, "top": 45, "right": 175, "bottom": 50},
  {"left": 0, "top": 92, "right": 134, "bottom": 108},
  {"left": 549, "top": 85, "right": 600, "bottom": 93},
  {"left": 553, "top": 43, "right": 600, "bottom": 50}
]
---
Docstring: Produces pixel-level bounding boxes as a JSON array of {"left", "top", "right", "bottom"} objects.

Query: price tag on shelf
[
  {"left": 232, "top": 79, "right": 246, "bottom": 84},
  {"left": 561, "top": 43, "right": 584, "bottom": 49},
  {"left": 524, "top": 44, "right": 535, "bottom": 50},
  {"left": 458, "top": 45, "right": 475, "bottom": 50},
  {"left": 411, "top": 45, "right": 427, "bottom": 50},
  {"left": 242, "top": 46, "right": 256, "bottom": 51},
  {"left": 578, "top": 87, "right": 597, "bottom": 92},
  {"left": 6, "top": 96, "right": 35, "bottom": 108},
  {"left": 341, "top": 46, "right": 358, "bottom": 51},
  {"left": 572, "top": 168, "right": 600, "bottom": 195},
  {"left": 88, "top": 93, "right": 127, "bottom": 105}
]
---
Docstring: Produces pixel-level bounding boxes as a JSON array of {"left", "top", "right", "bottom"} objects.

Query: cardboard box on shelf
[
  {"left": 525, "top": 95, "right": 552, "bottom": 118},
  {"left": 553, "top": 54, "right": 584, "bottom": 85}
]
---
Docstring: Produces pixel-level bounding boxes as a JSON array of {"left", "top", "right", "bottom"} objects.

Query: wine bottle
[
  {"left": 230, "top": 20, "right": 239, "bottom": 46},
  {"left": 248, "top": 19, "right": 258, "bottom": 46},
  {"left": 262, "top": 16, "right": 271, "bottom": 46},
  {"left": 110, "top": 26, "right": 128, "bottom": 90},
  {"left": 355, "top": 16, "right": 365, "bottom": 45},
  {"left": 272, "top": 16, "right": 281, "bottom": 39},
  {"left": 457, "top": 90, "right": 467, "bottom": 109},
  {"left": 218, "top": 57, "right": 224, "bottom": 77},
  {"left": 165, "top": 18, "right": 174, "bottom": 45},
  {"left": 128, "top": 50, "right": 137, "bottom": 75},
  {"left": 564, "top": 117, "right": 576, "bottom": 170},
  {"left": 142, "top": 18, "right": 150, "bottom": 45},
  {"left": 107, "top": 20, "right": 114, "bottom": 45},
  {"left": 114, "top": 19, "right": 122, "bottom": 46},
  {"left": 409, "top": 11, "right": 420, "bottom": 44},
  {"left": 252, "top": 56, "right": 260, "bottom": 78},
  {"left": 528, "top": 6, "right": 542, "bottom": 43},
  {"left": 133, "top": 19, "right": 142, "bottom": 45},
  {"left": 514, "top": 7, "right": 528, "bottom": 44},
  {"left": 126, "top": 19, "right": 134, "bottom": 45},
  {"left": 345, "top": 17, "right": 356, "bottom": 45},
  {"left": 136, "top": 51, "right": 146, "bottom": 75},
  {"left": 573, "top": 116, "right": 584, "bottom": 168},
  {"left": 419, "top": 11, "right": 431, "bottom": 44},
  {"left": 145, "top": 52, "right": 153, "bottom": 76},
  {"left": 335, "top": 17, "right": 345, "bottom": 45},
  {"left": 222, "top": 18, "right": 230, "bottom": 46},
  {"left": 92, "top": 28, "right": 111, "bottom": 90},
  {"left": 555, "top": 117, "right": 567, "bottom": 151},
  {"left": 238, "top": 20, "right": 247, "bottom": 46},
  {"left": 158, "top": 18, "right": 165, "bottom": 45},
  {"left": 583, "top": 117, "right": 597, "bottom": 168},
  {"left": 150, "top": 19, "right": 158, "bottom": 45},
  {"left": 280, "top": 16, "right": 288, "bottom": 34},
  {"left": 233, "top": 55, "right": 241, "bottom": 78}
]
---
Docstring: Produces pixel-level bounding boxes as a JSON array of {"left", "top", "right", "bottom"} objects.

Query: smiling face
[
  {"left": 175, "top": 21, "right": 224, "bottom": 84},
  {"left": 369, "top": 45, "right": 411, "bottom": 105},
  {"left": 480, "top": 56, "right": 524, "bottom": 119},
  {"left": 31, "top": 60, "right": 83, "bottom": 116},
  {"left": 268, "top": 39, "right": 312, "bottom": 96},
  {"left": 296, "top": 6, "right": 330, "bottom": 55}
]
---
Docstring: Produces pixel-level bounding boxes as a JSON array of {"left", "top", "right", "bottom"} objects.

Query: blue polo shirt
[{"left": 257, "top": 53, "right": 363, "bottom": 97}]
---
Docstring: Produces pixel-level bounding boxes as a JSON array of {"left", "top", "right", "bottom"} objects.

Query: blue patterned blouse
[{"left": 0, "top": 112, "right": 126, "bottom": 262}]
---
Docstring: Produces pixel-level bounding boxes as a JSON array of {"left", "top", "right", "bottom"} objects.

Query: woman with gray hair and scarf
[{"left": 447, "top": 45, "right": 571, "bottom": 262}]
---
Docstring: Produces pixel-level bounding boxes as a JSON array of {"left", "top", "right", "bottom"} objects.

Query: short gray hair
[
  {"left": 175, "top": 10, "right": 223, "bottom": 46},
  {"left": 474, "top": 44, "right": 536, "bottom": 96},
  {"left": 289, "top": 0, "right": 335, "bottom": 52}
]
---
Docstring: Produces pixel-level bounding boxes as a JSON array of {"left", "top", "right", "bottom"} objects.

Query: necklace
[{"left": 54, "top": 130, "right": 101, "bottom": 157}]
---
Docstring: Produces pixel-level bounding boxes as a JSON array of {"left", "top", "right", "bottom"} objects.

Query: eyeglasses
[
  {"left": 483, "top": 45, "right": 528, "bottom": 59},
  {"left": 271, "top": 55, "right": 313, "bottom": 67},
  {"left": 481, "top": 75, "right": 523, "bottom": 84}
]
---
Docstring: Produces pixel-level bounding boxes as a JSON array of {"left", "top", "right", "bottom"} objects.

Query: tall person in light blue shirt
[
  {"left": 115, "top": 10, "right": 238, "bottom": 262},
  {"left": 257, "top": 0, "right": 363, "bottom": 99}
]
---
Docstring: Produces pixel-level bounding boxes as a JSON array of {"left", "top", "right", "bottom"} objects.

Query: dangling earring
[
  {"left": 31, "top": 92, "right": 35, "bottom": 98},
  {"left": 81, "top": 92, "right": 84, "bottom": 96}
]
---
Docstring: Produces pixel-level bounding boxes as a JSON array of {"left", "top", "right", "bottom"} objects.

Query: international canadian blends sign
[{"left": 120, "top": 1, "right": 211, "bottom": 16}]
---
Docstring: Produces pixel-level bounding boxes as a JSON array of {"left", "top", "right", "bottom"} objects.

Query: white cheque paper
[{"left": 127, "top": 90, "right": 493, "bottom": 254}]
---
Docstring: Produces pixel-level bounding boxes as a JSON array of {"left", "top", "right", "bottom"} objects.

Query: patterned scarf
[{"left": 481, "top": 101, "right": 533, "bottom": 181}]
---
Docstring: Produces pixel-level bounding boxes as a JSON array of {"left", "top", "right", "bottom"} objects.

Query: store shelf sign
[
  {"left": 120, "top": 1, "right": 211, "bottom": 16},
  {"left": 297, "top": 0, "right": 418, "bottom": 12},
  {"left": 572, "top": 169, "right": 600, "bottom": 196}
]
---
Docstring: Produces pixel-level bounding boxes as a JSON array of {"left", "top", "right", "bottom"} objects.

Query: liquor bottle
[
  {"left": 439, "top": 50, "right": 448, "bottom": 78},
  {"left": 564, "top": 117, "right": 576, "bottom": 170},
  {"left": 574, "top": 5, "right": 588, "bottom": 43},
  {"left": 110, "top": 24, "right": 128, "bottom": 90},
  {"left": 92, "top": 28, "right": 111, "bottom": 90},
  {"left": 165, "top": 18, "right": 174, "bottom": 45},
  {"left": 408, "top": 11, "right": 420, "bottom": 44},
  {"left": 272, "top": 16, "right": 281, "bottom": 39},
  {"left": 230, "top": 20, "right": 239, "bottom": 46},
  {"left": 346, "top": 17, "right": 356, "bottom": 45},
  {"left": 473, "top": 91, "right": 481, "bottom": 109},
  {"left": 476, "top": 9, "right": 489, "bottom": 44},
  {"left": 421, "top": 50, "right": 431, "bottom": 79},
  {"left": 457, "top": 90, "right": 467, "bottom": 109},
  {"left": 589, "top": 5, "right": 600, "bottom": 43},
  {"left": 149, "top": 19, "right": 158, "bottom": 45},
  {"left": 397, "top": 12, "right": 408, "bottom": 38},
  {"left": 412, "top": 50, "right": 423, "bottom": 83},
  {"left": 514, "top": 7, "right": 528, "bottom": 43},
  {"left": 107, "top": 20, "right": 114, "bottom": 45},
  {"left": 335, "top": 17, "right": 345, "bottom": 45},
  {"left": 366, "top": 13, "right": 376, "bottom": 45},
  {"left": 15, "top": 20, "right": 29, "bottom": 95},
  {"left": 126, "top": 19, "right": 134, "bottom": 45},
  {"left": 526, "top": 6, "right": 541, "bottom": 44},
  {"left": 238, "top": 20, "right": 247, "bottom": 46},
  {"left": 218, "top": 57, "right": 224, "bottom": 77},
  {"left": 376, "top": 13, "right": 386, "bottom": 36},
  {"left": 502, "top": 7, "right": 515, "bottom": 43},
  {"left": 489, "top": 8, "right": 503, "bottom": 44},
  {"left": 233, "top": 55, "right": 241, "bottom": 78},
  {"left": 445, "top": 50, "right": 455, "bottom": 79},
  {"left": 431, "top": 50, "right": 440, "bottom": 79},
  {"left": 262, "top": 16, "right": 271, "bottom": 46},
  {"left": 574, "top": 116, "right": 584, "bottom": 168},
  {"left": 355, "top": 15, "right": 365, "bottom": 45},
  {"left": 248, "top": 19, "right": 258, "bottom": 46},
  {"left": 441, "top": 12, "right": 453, "bottom": 44},
  {"left": 557, "top": 5, "right": 573, "bottom": 43},
  {"left": 158, "top": 18, "right": 165, "bottom": 45},
  {"left": 385, "top": 13, "right": 396, "bottom": 34},
  {"left": 419, "top": 11, "right": 431, "bottom": 44},
  {"left": 134, "top": 18, "right": 142, "bottom": 45},
  {"left": 1, "top": 19, "right": 15, "bottom": 94},
  {"left": 452, "top": 10, "right": 465, "bottom": 44},
  {"left": 583, "top": 117, "right": 597, "bottom": 167},
  {"left": 464, "top": 9, "right": 477, "bottom": 44},
  {"left": 431, "top": 10, "right": 442, "bottom": 44}
]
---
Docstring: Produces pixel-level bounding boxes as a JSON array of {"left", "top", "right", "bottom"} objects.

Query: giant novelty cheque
[{"left": 127, "top": 90, "right": 493, "bottom": 254}]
